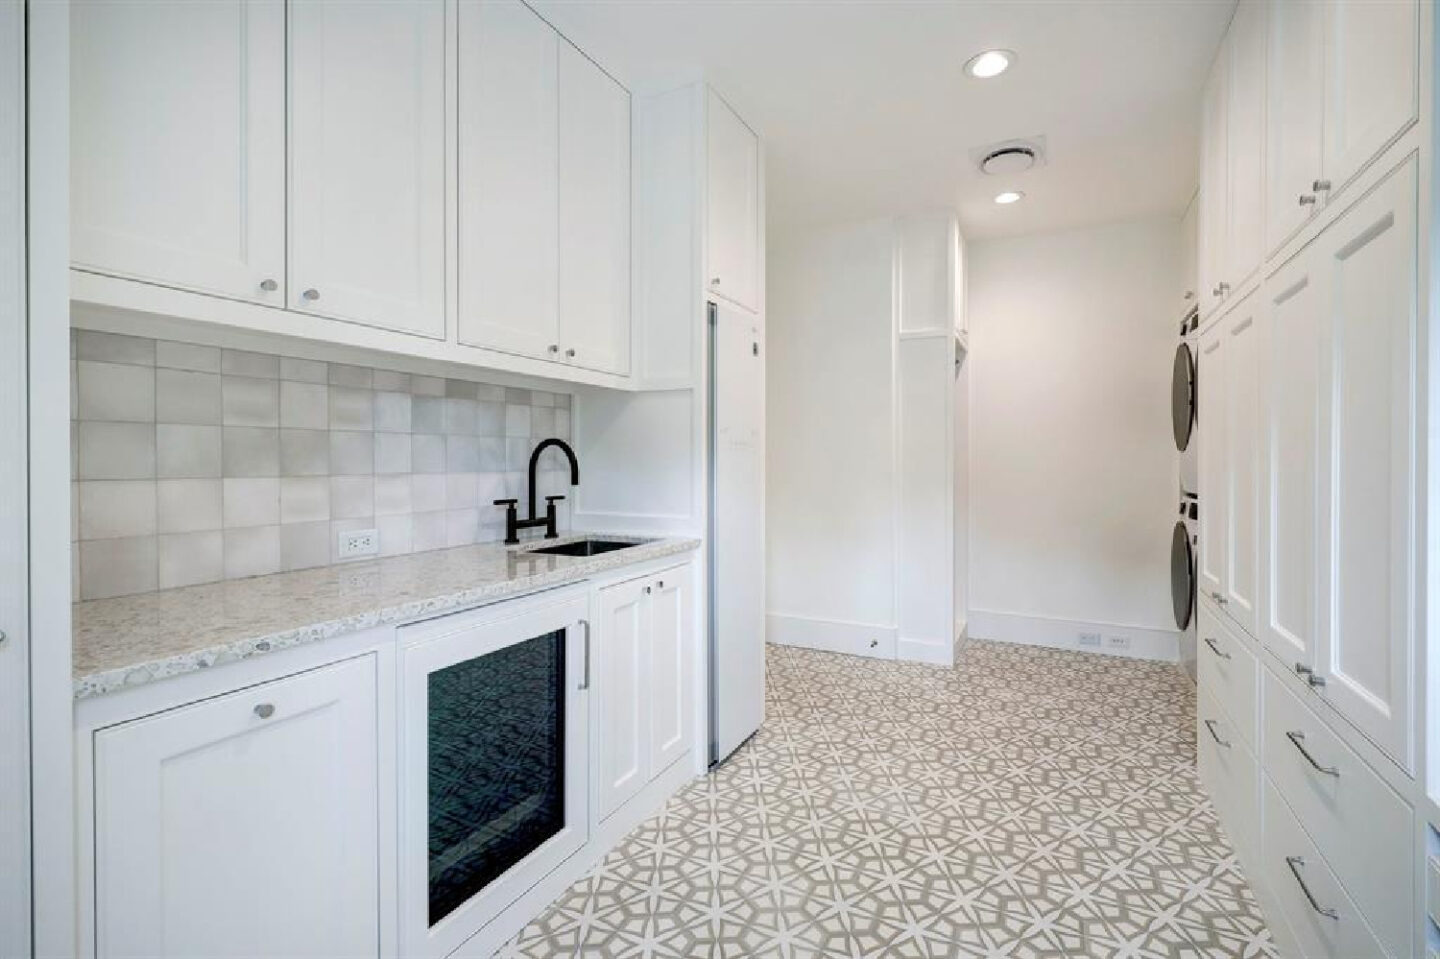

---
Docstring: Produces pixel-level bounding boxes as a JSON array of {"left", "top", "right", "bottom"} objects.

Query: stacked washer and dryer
[{"left": 1171, "top": 304, "right": 1200, "bottom": 679}]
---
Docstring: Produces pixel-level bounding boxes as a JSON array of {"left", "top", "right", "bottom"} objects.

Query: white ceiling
[{"left": 532, "top": 0, "right": 1235, "bottom": 240}]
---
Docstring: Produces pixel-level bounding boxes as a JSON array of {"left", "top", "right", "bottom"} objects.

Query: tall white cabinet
[{"left": 705, "top": 90, "right": 761, "bottom": 314}]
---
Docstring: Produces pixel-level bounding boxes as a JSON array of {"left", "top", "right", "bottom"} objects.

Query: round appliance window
[
  {"left": 1172, "top": 343, "right": 1196, "bottom": 452},
  {"left": 1171, "top": 520, "right": 1194, "bottom": 630}
]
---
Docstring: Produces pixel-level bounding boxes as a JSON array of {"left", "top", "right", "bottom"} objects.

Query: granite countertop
[{"left": 72, "top": 534, "right": 700, "bottom": 700}]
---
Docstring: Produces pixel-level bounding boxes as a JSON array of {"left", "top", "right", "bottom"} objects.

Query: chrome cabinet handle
[
  {"left": 302, "top": 288, "right": 320, "bottom": 301},
  {"left": 1285, "top": 730, "right": 1339, "bottom": 777},
  {"left": 710, "top": 277, "right": 721, "bottom": 286},
  {"left": 565, "top": 348, "right": 576, "bottom": 358},
  {"left": 1183, "top": 290, "right": 1195, "bottom": 301},
  {"left": 253, "top": 703, "right": 275, "bottom": 719},
  {"left": 1218, "top": 282, "right": 1231, "bottom": 294},
  {"left": 1285, "top": 856, "right": 1339, "bottom": 919},
  {"left": 577, "top": 619, "right": 591, "bottom": 691},
  {"left": 656, "top": 580, "right": 664, "bottom": 589},
  {"left": 1203, "top": 718, "right": 1231, "bottom": 748},
  {"left": 1295, "top": 662, "right": 1328, "bottom": 688},
  {"left": 259, "top": 278, "right": 278, "bottom": 292},
  {"left": 1203, "top": 637, "right": 1230, "bottom": 660},
  {"left": 1298, "top": 194, "right": 1317, "bottom": 206},
  {"left": 548, "top": 344, "right": 559, "bottom": 354},
  {"left": 1312, "top": 179, "right": 1332, "bottom": 192},
  {"left": 1210, "top": 591, "right": 1228, "bottom": 605}
]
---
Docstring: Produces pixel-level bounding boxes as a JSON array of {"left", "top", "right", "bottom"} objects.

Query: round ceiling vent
[{"left": 980, "top": 146, "right": 1037, "bottom": 176}]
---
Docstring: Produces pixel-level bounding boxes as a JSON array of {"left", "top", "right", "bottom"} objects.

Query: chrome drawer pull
[
  {"left": 1203, "top": 718, "right": 1231, "bottom": 748},
  {"left": 1285, "top": 856, "right": 1339, "bottom": 919},
  {"left": 1285, "top": 730, "right": 1339, "bottom": 777},
  {"left": 1203, "top": 637, "right": 1231, "bottom": 660},
  {"left": 577, "top": 619, "right": 591, "bottom": 691}
]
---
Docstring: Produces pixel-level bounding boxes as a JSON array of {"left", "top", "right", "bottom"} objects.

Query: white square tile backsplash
[{"left": 72, "top": 330, "right": 574, "bottom": 600}]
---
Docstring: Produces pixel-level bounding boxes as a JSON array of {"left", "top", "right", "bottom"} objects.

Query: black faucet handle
[
  {"left": 492, "top": 498, "right": 518, "bottom": 508},
  {"left": 545, "top": 495, "right": 566, "bottom": 504}
]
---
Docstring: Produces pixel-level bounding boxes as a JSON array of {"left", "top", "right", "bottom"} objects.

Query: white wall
[{"left": 967, "top": 217, "right": 1181, "bottom": 657}]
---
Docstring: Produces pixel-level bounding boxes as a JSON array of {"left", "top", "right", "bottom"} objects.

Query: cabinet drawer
[
  {"left": 1197, "top": 685, "right": 1259, "bottom": 855},
  {"left": 1197, "top": 605, "right": 1258, "bottom": 748},
  {"left": 1262, "top": 777, "right": 1391, "bottom": 958},
  {"left": 1263, "top": 669, "right": 1411, "bottom": 956}
]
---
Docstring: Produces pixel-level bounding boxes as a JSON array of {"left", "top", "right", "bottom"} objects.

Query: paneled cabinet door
[
  {"left": 1261, "top": 248, "right": 1321, "bottom": 674},
  {"left": 1221, "top": 295, "right": 1259, "bottom": 635},
  {"left": 289, "top": 0, "right": 446, "bottom": 338},
  {"left": 1316, "top": 156, "right": 1416, "bottom": 769},
  {"left": 1196, "top": 321, "right": 1227, "bottom": 604},
  {"left": 1198, "top": 48, "right": 1229, "bottom": 317},
  {"left": 93, "top": 656, "right": 380, "bottom": 959},
  {"left": 706, "top": 90, "right": 760, "bottom": 313},
  {"left": 1322, "top": 0, "right": 1418, "bottom": 196},
  {"left": 457, "top": 0, "right": 560, "bottom": 360},
  {"left": 595, "top": 578, "right": 648, "bottom": 820},
  {"left": 71, "top": 0, "right": 285, "bottom": 304},
  {"left": 1265, "top": 0, "right": 1323, "bottom": 255},
  {"left": 647, "top": 573, "right": 692, "bottom": 775},
  {"left": 1224, "top": 0, "right": 1265, "bottom": 290},
  {"left": 558, "top": 42, "right": 631, "bottom": 376}
]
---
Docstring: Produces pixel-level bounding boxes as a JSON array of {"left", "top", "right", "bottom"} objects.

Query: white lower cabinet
[
  {"left": 594, "top": 565, "right": 694, "bottom": 820},
  {"left": 93, "top": 656, "right": 380, "bottom": 959}
]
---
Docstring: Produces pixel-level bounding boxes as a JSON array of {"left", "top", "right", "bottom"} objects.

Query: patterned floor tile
[{"left": 505, "top": 640, "right": 1276, "bottom": 958}]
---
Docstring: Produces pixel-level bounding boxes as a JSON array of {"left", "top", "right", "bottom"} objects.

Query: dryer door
[
  {"left": 1171, "top": 520, "right": 1195, "bottom": 630},
  {"left": 1172, "top": 342, "right": 1196, "bottom": 451}
]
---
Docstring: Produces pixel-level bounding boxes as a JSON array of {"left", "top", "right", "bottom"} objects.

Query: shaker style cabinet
[
  {"left": 92, "top": 656, "right": 380, "bottom": 959},
  {"left": 288, "top": 0, "right": 447, "bottom": 337},
  {"left": 705, "top": 90, "right": 761, "bottom": 314},
  {"left": 1198, "top": 40, "right": 1229, "bottom": 318},
  {"left": 70, "top": 0, "right": 286, "bottom": 305}
]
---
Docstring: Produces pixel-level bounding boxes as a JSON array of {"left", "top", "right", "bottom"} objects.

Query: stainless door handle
[
  {"left": 1203, "top": 637, "right": 1231, "bottom": 660},
  {"left": 1203, "top": 718, "right": 1231, "bottom": 748},
  {"left": 1285, "top": 856, "right": 1339, "bottom": 919},
  {"left": 577, "top": 619, "right": 591, "bottom": 690},
  {"left": 1285, "top": 730, "right": 1339, "bottom": 777}
]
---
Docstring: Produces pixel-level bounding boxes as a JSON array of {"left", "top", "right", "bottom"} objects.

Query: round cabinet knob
[
  {"left": 1218, "top": 282, "right": 1231, "bottom": 294},
  {"left": 253, "top": 703, "right": 275, "bottom": 719},
  {"left": 565, "top": 348, "right": 576, "bottom": 358},
  {"left": 1312, "top": 179, "right": 1332, "bottom": 192},
  {"left": 548, "top": 344, "right": 559, "bottom": 354},
  {"left": 1183, "top": 290, "right": 1195, "bottom": 301},
  {"left": 710, "top": 277, "right": 721, "bottom": 286},
  {"left": 1298, "top": 194, "right": 1317, "bottom": 206},
  {"left": 302, "top": 288, "right": 320, "bottom": 301},
  {"left": 259, "top": 278, "right": 278, "bottom": 292},
  {"left": 656, "top": 580, "right": 664, "bottom": 589}
]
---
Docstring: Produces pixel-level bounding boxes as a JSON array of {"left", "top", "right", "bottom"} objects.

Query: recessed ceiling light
[
  {"left": 994, "top": 191, "right": 1024, "bottom": 205},
  {"left": 965, "top": 49, "right": 1014, "bottom": 79}
]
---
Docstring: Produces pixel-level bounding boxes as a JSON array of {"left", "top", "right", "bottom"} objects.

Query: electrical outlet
[
  {"left": 1106, "top": 635, "right": 1132, "bottom": 651},
  {"left": 338, "top": 527, "right": 379, "bottom": 559},
  {"left": 1078, "top": 632, "right": 1102, "bottom": 648}
]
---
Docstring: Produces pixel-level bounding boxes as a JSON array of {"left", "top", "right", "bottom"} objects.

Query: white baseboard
[
  {"left": 767, "top": 612, "right": 897, "bottom": 660},
  {"left": 897, "top": 637, "right": 953, "bottom": 665},
  {"left": 966, "top": 609, "right": 1180, "bottom": 663}
]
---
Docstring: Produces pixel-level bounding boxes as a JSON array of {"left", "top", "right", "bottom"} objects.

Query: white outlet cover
[
  {"left": 1078, "top": 632, "right": 1102, "bottom": 647},
  {"left": 338, "top": 527, "right": 379, "bottom": 559}
]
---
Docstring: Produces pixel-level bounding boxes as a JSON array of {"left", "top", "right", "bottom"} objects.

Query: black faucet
[{"left": 493, "top": 438, "right": 580, "bottom": 544}]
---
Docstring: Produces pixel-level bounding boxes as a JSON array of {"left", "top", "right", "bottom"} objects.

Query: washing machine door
[
  {"left": 1171, "top": 520, "right": 1194, "bottom": 630},
  {"left": 1172, "top": 342, "right": 1196, "bottom": 452}
]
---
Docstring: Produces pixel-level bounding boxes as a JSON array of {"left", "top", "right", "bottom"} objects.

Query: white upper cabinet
[
  {"left": 1221, "top": 295, "right": 1259, "bottom": 636},
  {"left": 1265, "top": 0, "right": 1324, "bottom": 254},
  {"left": 1322, "top": 0, "right": 1418, "bottom": 196},
  {"left": 1224, "top": 0, "right": 1265, "bottom": 291},
  {"left": 1198, "top": 46, "right": 1229, "bottom": 317},
  {"left": 71, "top": 0, "right": 285, "bottom": 304},
  {"left": 289, "top": 0, "right": 446, "bottom": 338},
  {"left": 558, "top": 42, "right": 631, "bottom": 376},
  {"left": 457, "top": 0, "right": 560, "bottom": 361},
  {"left": 1197, "top": 321, "right": 1227, "bottom": 602},
  {"left": 706, "top": 90, "right": 760, "bottom": 313}
]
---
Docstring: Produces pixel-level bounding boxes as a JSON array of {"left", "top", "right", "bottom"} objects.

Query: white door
[
  {"left": 457, "top": 0, "right": 559, "bottom": 360},
  {"left": 1317, "top": 156, "right": 1416, "bottom": 769},
  {"left": 94, "top": 656, "right": 380, "bottom": 959},
  {"left": 1224, "top": 0, "right": 1265, "bottom": 290},
  {"left": 71, "top": 0, "right": 285, "bottom": 304},
  {"left": 648, "top": 571, "right": 692, "bottom": 775},
  {"left": 1265, "top": 0, "right": 1323, "bottom": 255},
  {"left": 595, "top": 576, "right": 648, "bottom": 819},
  {"left": 710, "top": 303, "right": 765, "bottom": 763},
  {"left": 558, "top": 40, "right": 631, "bottom": 376},
  {"left": 1199, "top": 48, "right": 1229, "bottom": 316},
  {"left": 1262, "top": 250, "right": 1322, "bottom": 673},
  {"left": 1196, "top": 321, "right": 1227, "bottom": 604},
  {"left": 289, "top": 0, "right": 446, "bottom": 337},
  {"left": 1222, "top": 295, "right": 1259, "bottom": 636},
  {"left": 1322, "top": 0, "right": 1418, "bottom": 195},
  {"left": 0, "top": 4, "right": 28, "bottom": 950},
  {"left": 705, "top": 90, "right": 759, "bottom": 313}
]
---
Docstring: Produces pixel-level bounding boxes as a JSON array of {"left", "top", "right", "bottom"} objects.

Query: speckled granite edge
[{"left": 73, "top": 535, "right": 699, "bottom": 700}]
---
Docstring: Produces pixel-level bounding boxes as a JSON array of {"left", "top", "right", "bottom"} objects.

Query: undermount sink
[{"left": 524, "top": 538, "right": 645, "bottom": 557}]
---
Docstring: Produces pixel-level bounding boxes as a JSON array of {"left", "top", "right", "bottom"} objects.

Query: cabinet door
[
  {"left": 705, "top": 90, "right": 759, "bottom": 313},
  {"left": 1196, "top": 322, "right": 1227, "bottom": 604},
  {"left": 1265, "top": 0, "right": 1323, "bottom": 255},
  {"left": 1198, "top": 49, "right": 1229, "bottom": 317},
  {"left": 1262, "top": 251, "right": 1321, "bottom": 672},
  {"left": 94, "top": 656, "right": 379, "bottom": 958},
  {"left": 289, "top": 0, "right": 446, "bottom": 337},
  {"left": 1322, "top": 0, "right": 1418, "bottom": 195},
  {"left": 1317, "top": 156, "right": 1416, "bottom": 768},
  {"left": 647, "top": 572, "right": 692, "bottom": 775},
  {"left": 558, "top": 42, "right": 631, "bottom": 376},
  {"left": 1222, "top": 295, "right": 1259, "bottom": 635},
  {"left": 457, "top": 0, "right": 559, "bottom": 360},
  {"left": 1224, "top": 0, "right": 1265, "bottom": 289},
  {"left": 71, "top": 0, "right": 285, "bottom": 303},
  {"left": 594, "top": 578, "right": 648, "bottom": 819}
]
